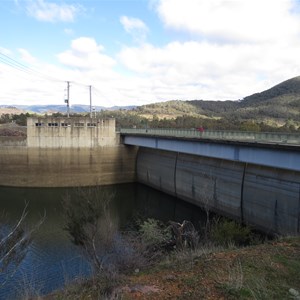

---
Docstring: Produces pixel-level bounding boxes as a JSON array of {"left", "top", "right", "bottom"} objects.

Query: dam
[
  {"left": 0, "top": 117, "right": 137, "bottom": 187},
  {"left": 0, "top": 117, "right": 299, "bottom": 235}
]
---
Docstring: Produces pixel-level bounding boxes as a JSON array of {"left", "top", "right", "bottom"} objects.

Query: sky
[{"left": 1, "top": 0, "right": 300, "bottom": 107}]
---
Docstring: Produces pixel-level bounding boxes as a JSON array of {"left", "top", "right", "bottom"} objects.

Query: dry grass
[{"left": 43, "top": 236, "right": 300, "bottom": 300}]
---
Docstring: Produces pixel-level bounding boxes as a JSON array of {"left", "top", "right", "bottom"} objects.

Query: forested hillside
[
  {"left": 1, "top": 76, "right": 299, "bottom": 132},
  {"left": 127, "top": 76, "right": 300, "bottom": 131}
]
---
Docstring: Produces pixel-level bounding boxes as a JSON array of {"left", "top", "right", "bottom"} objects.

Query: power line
[
  {"left": 93, "top": 87, "right": 117, "bottom": 107},
  {"left": 0, "top": 56, "right": 36, "bottom": 78},
  {"left": 0, "top": 51, "right": 121, "bottom": 108},
  {"left": 0, "top": 51, "right": 62, "bottom": 83}
]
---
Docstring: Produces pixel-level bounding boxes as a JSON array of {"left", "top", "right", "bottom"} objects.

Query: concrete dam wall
[
  {"left": 137, "top": 147, "right": 300, "bottom": 235},
  {"left": 0, "top": 117, "right": 137, "bottom": 187},
  {"left": 0, "top": 145, "right": 137, "bottom": 187}
]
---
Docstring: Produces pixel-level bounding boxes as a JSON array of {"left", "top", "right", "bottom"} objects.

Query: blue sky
[{"left": 1, "top": 0, "right": 300, "bottom": 107}]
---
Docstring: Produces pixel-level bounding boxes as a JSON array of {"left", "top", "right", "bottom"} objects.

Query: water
[{"left": 0, "top": 183, "right": 206, "bottom": 299}]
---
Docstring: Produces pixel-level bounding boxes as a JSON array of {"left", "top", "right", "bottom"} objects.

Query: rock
[
  {"left": 289, "top": 288, "right": 300, "bottom": 299},
  {"left": 163, "top": 274, "right": 177, "bottom": 281},
  {"left": 127, "top": 284, "right": 160, "bottom": 294}
]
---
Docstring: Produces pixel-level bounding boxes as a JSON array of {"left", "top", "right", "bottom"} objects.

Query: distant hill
[
  {"left": 133, "top": 99, "right": 239, "bottom": 120},
  {"left": 135, "top": 76, "right": 300, "bottom": 123},
  {"left": 1, "top": 76, "right": 299, "bottom": 128},
  {"left": 0, "top": 106, "right": 25, "bottom": 115},
  {"left": 234, "top": 76, "right": 300, "bottom": 122},
  {"left": 242, "top": 76, "right": 300, "bottom": 105}
]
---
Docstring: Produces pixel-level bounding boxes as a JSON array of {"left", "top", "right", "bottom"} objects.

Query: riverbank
[{"left": 44, "top": 236, "right": 300, "bottom": 299}]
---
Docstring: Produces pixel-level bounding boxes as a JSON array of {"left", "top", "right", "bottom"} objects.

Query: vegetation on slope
[
  {"left": 1, "top": 76, "right": 300, "bottom": 131},
  {"left": 118, "top": 236, "right": 300, "bottom": 300},
  {"left": 134, "top": 76, "right": 300, "bottom": 125},
  {"left": 44, "top": 229, "right": 300, "bottom": 300},
  {"left": 242, "top": 76, "right": 300, "bottom": 105}
]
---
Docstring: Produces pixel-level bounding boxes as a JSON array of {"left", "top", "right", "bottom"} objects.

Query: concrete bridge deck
[
  {"left": 120, "top": 129, "right": 300, "bottom": 172},
  {"left": 120, "top": 128, "right": 300, "bottom": 145}
]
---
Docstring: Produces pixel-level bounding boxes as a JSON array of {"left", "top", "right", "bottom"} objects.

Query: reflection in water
[{"left": 0, "top": 183, "right": 206, "bottom": 299}]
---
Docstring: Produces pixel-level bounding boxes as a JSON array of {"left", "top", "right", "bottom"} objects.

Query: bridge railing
[{"left": 119, "top": 128, "right": 300, "bottom": 145}]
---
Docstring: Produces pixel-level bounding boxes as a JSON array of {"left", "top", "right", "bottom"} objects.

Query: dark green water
[{"left": 0, "top": 183, "right": 206, "bottom": 299}]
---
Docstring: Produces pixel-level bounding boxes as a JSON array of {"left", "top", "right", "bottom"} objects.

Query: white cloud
[
  {"left": 0, "top": 43, "right": 148, "bottom": 107},
  {"left": 18, "top": 48, "right": 37, "bottom": 64},
  {"left": 118, "top": 37, "right": 300, "bottom": 100},
  {"left": 114, "top": 0, "right": 300, "bottom": 102},
  {"left": 2, "top": 0, "right": 300, "bottom": 107},
  {"left": 57, "top": 37, "right": 116, "bottom": 71},
  {"left": 156, "top": 0, "right": 300, "bottom": 44},
  {"left": 64, "top": 28, "right": 74, "bottom": 36},
  {"left": 0, "top": 47, "right": 12, "bottom": 56},
  {"left": 120, "top": 16, "right": 148, "bottom": 33},
  {"left": 120, "top": 16, "right": 149, "bottom": 43},
  {"left": 26, "top": 0, "right": 83, "bottom": 22},
  {"left": 0, "top": 51, "right": 66, "bottom": 106}
]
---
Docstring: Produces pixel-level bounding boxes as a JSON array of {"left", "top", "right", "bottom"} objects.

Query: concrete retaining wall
[
  {"left": 137, "top": 147, "right": 300, "bottom": 235},
  {"left": 0, "top": 145, "right": 137, "bottom": 187}
]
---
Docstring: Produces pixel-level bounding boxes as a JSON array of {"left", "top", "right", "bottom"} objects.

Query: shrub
[
  {"left": 139, "top": 218, "right": 171, "bottom": 247},
  {"left": 211, "top": 218, "right": 252, "bottom": 246},
  {"left": 62, "top": 189, "right": 168, "bottom": 280}
]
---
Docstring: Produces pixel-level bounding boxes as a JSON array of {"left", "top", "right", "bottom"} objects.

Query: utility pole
[
  {"left": 89, "top": 85, "right": 92, "bottom": 118},
  {"left": 65, "top": 81, "right": 70, "bottom": 118}
]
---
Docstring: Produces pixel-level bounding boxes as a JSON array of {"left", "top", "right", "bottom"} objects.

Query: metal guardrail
[{"left": 119, "top": 128, "right": 300, "bottom": 145}]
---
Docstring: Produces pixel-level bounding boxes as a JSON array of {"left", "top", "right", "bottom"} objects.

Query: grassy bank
[{"left": 44, "top": 236, "right": 300, "bottom": 300}]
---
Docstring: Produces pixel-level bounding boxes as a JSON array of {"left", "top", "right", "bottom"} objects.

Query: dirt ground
[{"left": 118, "top": 237, "right": 300, "bottom": 299}]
